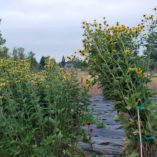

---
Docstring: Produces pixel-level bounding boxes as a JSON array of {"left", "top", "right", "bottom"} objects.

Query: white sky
[{"left": 0, "top": 0, "right": 157, "bottom": 61}]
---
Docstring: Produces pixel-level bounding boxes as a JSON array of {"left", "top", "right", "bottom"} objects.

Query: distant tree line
[
  {"left": 60, "top": 56, "right": 88, "bottom": 69},
  {"left": 0, "top": 44, "right": 51, "bottom": 71},
  {"left": 144, "top": 31, "right": 157, "bottom": 70},
  {"left": 0, "top": 20, "right": 87, "bottom": 71},
  {"left": 1, "top": 18, "right": 157, "bottom": 71},
  {"left": 0, "top": 20, "right": 57, "bottom": 71}
]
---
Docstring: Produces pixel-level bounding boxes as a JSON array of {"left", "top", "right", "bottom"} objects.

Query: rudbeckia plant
[{"left": 81, "top": 12, "right": 157, "bottom": 157}]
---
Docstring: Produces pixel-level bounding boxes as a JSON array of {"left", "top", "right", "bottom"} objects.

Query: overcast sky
[{"left": 0, "top": 0, "right": 157, "bottom": 61}]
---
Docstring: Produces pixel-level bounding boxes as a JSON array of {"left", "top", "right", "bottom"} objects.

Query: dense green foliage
[
  {"left": 0, "top": 59, "right": 90, "bottom": 157},
  {"left": 0, "top": 20, "right": 91, "bottom": 157}
]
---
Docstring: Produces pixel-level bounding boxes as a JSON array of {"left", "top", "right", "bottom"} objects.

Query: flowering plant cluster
[
  {"left": 0, "top": 58, "right": 90, "bottom": 157},
  {"left": 80, "top": 10, "right": 157, "bottom": 157}
]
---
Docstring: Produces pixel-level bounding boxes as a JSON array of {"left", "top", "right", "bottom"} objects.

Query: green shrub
[{"left": 0, "top": 59, "right": 90, "bottom": 157}]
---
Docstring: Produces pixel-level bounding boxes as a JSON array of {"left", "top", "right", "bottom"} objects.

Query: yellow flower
[
  {"left": 93, "top": 58, "right": 97, "bottom": 63},
  {"left": 0, "top": 83, "right": 6, "bottom": 88},
  {"left": 60, "top": 69, "right": 65, "bottom": 75},
  {"left": 88, "top": 48, "right": 92, "bottom": 52},
  {"left": 79, "top": 51, "right": 85, "bottom": 56},
  {"left": 128, "top": 68, "right": 134, "bottom": 73},
  {"left": 63, "top": 74, "right": 68, "bottom": 80},
  {"left": 83, "top": 60, "right": 88, "bottom": 64},
  {"left": 124, "top": 49, "right": 131, "bottom": 56},
  {"left": 136, "top": 68, "right": 143, "bottom": 77},
  {"left": 147, "top": 15, "right": 154, "bottom": 20},
  {"left": 112, "top": 50, "right": 116, "bottom": 53},
  {"left": 128, "top": 67, "right": 143, "bottom": 77},
  {"left": 86, "top": 79, "right": 90, "bottom": 85}
]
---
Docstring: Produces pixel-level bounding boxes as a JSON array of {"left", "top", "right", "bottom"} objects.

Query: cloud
[{"left": 0, "top": 0, "right": 156, "bottom": 61}]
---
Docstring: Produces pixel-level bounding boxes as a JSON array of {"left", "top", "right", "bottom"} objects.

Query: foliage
[
  {"left": 39, "top": 56, "right": 49, "bottom": 70},
  {"left": 96, "top": 120, "right": 105, "bottom": 129},
  {"left": 0, "top": 20, "right": 8, "bottom": 59},
  {"left": 81, "top": 12, "right": 157, "bottom": 156},
  {"left": 12, "top": 47, "right": 25, "bottom": 59},
  {"left": 0, "top": 58, "right": 90, "bottom": 157},
  {"left": 71, "top": 57, "right": 88, "bottom": 70},
  {"left": 0, "top": 47, "right": 9, "bottom": 58}
]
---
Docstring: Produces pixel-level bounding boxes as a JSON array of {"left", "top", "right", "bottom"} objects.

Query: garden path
[{"left": 79, "top": 96, "right": 125, "bottom": 157}]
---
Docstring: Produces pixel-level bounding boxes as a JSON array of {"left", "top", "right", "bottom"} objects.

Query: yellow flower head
[
  {"left": 124, "top": 49, "right": 131, "bottom": 56},
  {"left": 63, "top": 74, "right": 69, "bottom": 80},
  {"left": 128, "top": 67, "right": 143, "bottom": 77},
  {"left": 136, "top": 68, "right": 143, "bottom": 77},
  {"left": 0, "top": 83, "right": 6, "bottom": 88},
  {"left": 128, "top": 68, "right": 135, "bottom": 73},
  {"left": 93, "top": 57, "right": 97, "bottom": 63},
  {"left": 79, "top": 51, "right": 85, "bottom": 56},
  {"left": 86, "top": 79, "right": 90, "bottom": 85},
  {"left": 66, "top": 56, "right": 71, "bottom": 60}
]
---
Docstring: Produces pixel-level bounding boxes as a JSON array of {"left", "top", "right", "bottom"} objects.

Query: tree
[
  {"left": 12, "top": 48, "right": 18, "bottom": 59},
  {"left": 0, "top": 46, "right": 9, "bottom": 58},
  {"left": 27, "top": 51, "right": 39, "bottom": 71},
  {"left": 60, "top": 56, "right": 66, "bottom": 67},
  {"left": 18, "top": 47, "right": 25, "bottom": 59},
  {"left": 70, "top": 57, "right": 87, "bottom": 69},
  {"left": 0, "top": 20, "right": 6, "bottom": 46},
  {"left": 12, "top": 47, "right": 25, "bottom": 59},
  {"left": 39, "top": 56, "right": 48, "bottom": 69},
  {"left": 0, "top": 19, "right": 9, "bottom": 58},
  {"left": 145, "top": 32, "right": 157, "bottom": 70}
]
